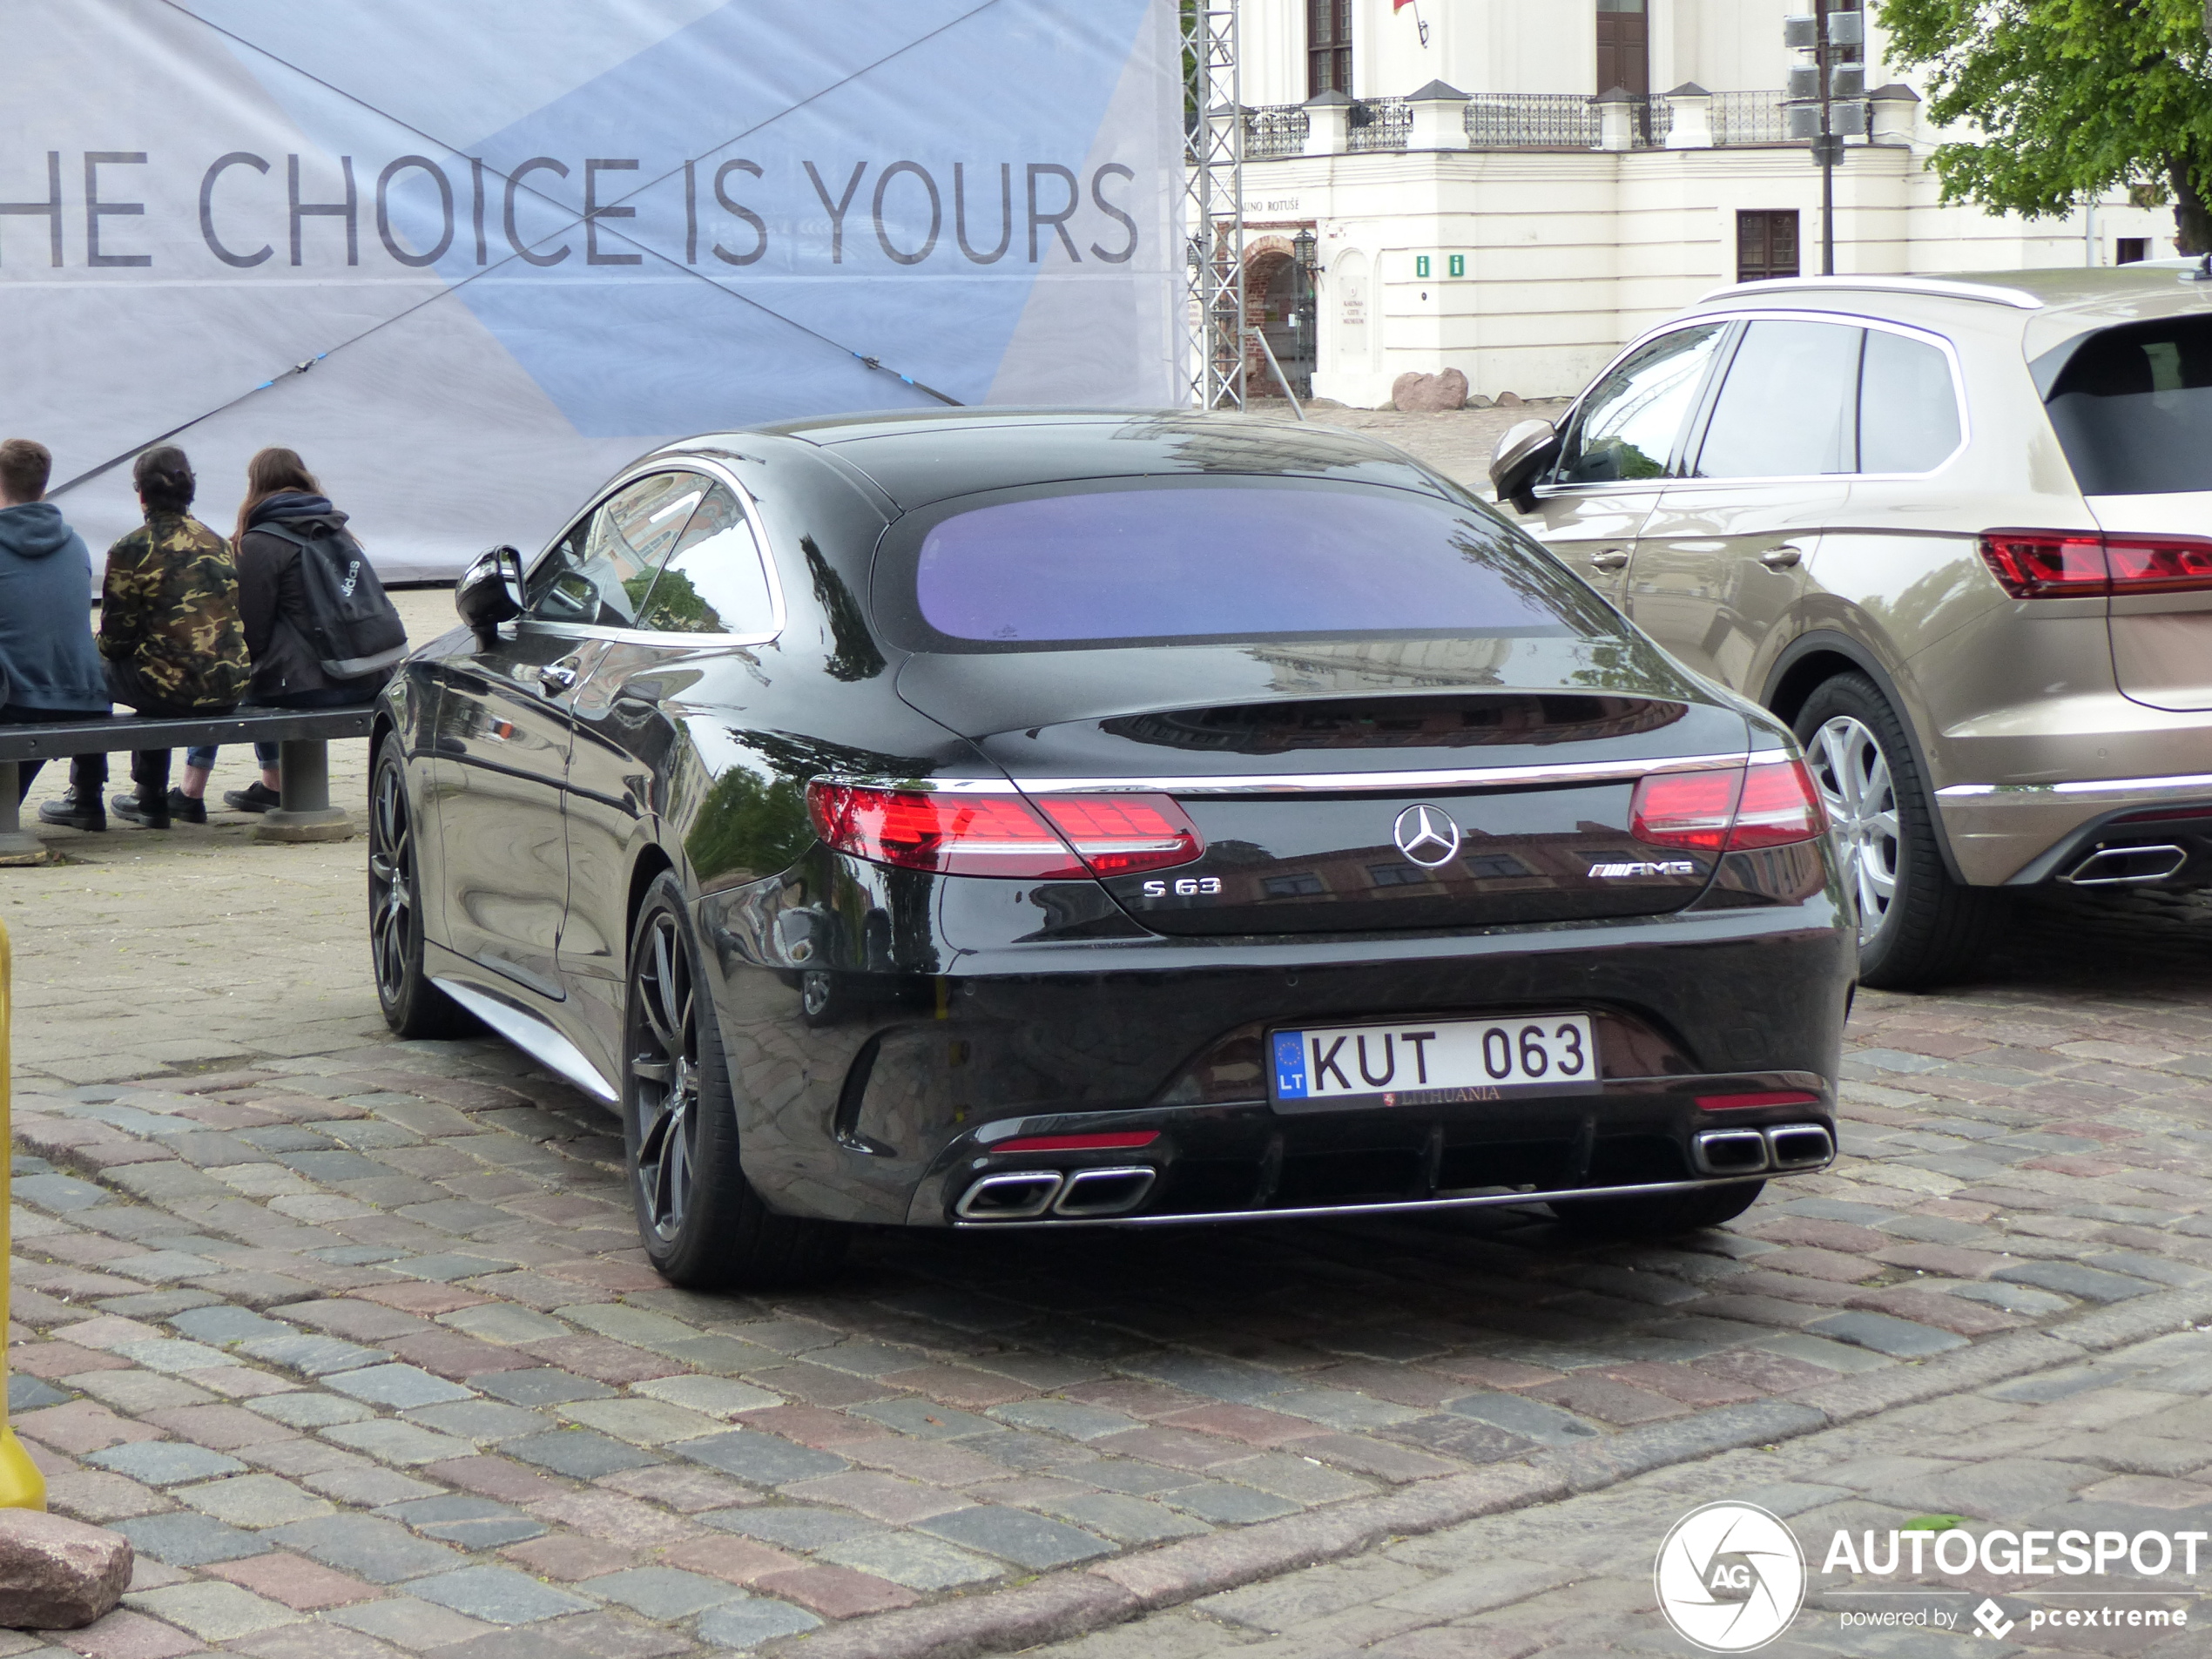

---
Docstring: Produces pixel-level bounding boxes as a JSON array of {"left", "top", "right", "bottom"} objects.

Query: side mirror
[
  {"left": 1488, "top": 419, "right": 1562, "bottom": 514},
  {"left": 455, "top": 545, "right": 523, "bottom": 644}
]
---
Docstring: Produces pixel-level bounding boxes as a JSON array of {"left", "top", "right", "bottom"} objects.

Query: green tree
[{"left": 1878, "top": 0, "right": 2212, "bottom": 253}]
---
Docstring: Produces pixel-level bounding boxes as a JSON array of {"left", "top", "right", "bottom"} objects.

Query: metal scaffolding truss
[{"left": 1183, "top": 0, "right": 1244, "bottom": 409}]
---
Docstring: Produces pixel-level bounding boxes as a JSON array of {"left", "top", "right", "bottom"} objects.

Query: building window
[
  {"left": 1264, "top": 872, "right": 1326, "bottom": 898},
  {"left": 1307, "top": 0, "right": 1352, "bottom": 98},
  {"left": 1595, "top": 0, "right": 1649, "bottom": 96},
  {"left": 1369, "top": 863, "right": 1433, "bottom": 887},
  {"left": 2117, "top": 238, "right": 2148, "bottom": 265},
  {"left": 1737, "top": 211, "right": 1801, "bottom": 283}
]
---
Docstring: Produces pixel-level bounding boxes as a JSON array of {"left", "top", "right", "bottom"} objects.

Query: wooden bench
[{"left": 0, "top": 706, "right": 377, "bottom": 858}]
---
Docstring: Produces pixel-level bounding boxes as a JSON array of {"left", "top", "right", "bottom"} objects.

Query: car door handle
[
  {"left": 538, "top": 662, "right": 579, "bottom": 694},
  {"left": 1759, "top": 545, "right": 1804, "bottom": 569},
  {"left": 1588, "top": 549, "right": 1630, "bottom": 572}
]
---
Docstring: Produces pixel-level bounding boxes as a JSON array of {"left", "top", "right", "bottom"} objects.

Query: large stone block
[
  {"left": 1389, "top": 368, "right": 1468, "bottom": 413},
  {"left": 0, "top": 1509, "right": 132, "bottom": 1629}
]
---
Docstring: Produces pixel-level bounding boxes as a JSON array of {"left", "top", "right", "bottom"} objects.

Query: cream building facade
[{"left": 1230, "top": 0, "right": 2177, "bottom": 408}]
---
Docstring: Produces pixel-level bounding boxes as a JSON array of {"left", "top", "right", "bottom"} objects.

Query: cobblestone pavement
[
  {"left": 1029, "top": 1321, "right": 2212, "bottom": 1658},
  {"left": 3, "top": 470, "right": 2212, "bottom": 1657}
]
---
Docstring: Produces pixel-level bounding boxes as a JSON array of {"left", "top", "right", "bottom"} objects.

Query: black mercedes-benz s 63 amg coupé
[{"left": 367, "top": 410, "right": 1851, "bottom": 1287}]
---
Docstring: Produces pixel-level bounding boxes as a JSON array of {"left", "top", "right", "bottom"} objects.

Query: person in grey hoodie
[{"left": 0, "top": 438, "right": 111, "bottom": 826}]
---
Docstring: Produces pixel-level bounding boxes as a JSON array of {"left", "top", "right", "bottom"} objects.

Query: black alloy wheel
[
  {"left": 622, "top": 873, "right": 849, "bottom": 1288},
  {"left": 368, "top": 738, "right": 473, "bottom": 1039},
  {"left": 1793, "top": 673, "right": 2001, "bottom": 990},
  {"left": 1549, "top": 1179, "right": 1764, "bottom": 1236}
]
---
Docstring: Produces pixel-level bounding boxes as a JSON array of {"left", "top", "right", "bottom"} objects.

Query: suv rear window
[
  {"left": 879, "top": 479, "right": 1596, "bottom": 651},
  {"left": 2044, "top": 314, "right": 2212, "bottom": 495}
]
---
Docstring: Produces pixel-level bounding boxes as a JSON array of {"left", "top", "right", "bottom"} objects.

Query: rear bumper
[
  {"left": 1936, "top": 772, "right": 2212, "bottom": 886},
  {"left": 913, "top": 1082, "right": 1837, "bottom": 1228}
]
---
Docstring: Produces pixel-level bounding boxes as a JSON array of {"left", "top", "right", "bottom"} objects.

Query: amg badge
[{"left": 1588, "top": 860, "right": 1697, "bottom": 878}]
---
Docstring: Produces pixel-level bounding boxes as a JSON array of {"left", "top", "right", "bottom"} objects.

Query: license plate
[{"left": 1270, "top": 1014, "right": 1598, "bottom": 1113}]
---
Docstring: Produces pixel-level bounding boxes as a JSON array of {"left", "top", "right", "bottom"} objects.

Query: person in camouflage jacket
[{"left": 87, "top": 447, "right": 248, "bottom": 828}]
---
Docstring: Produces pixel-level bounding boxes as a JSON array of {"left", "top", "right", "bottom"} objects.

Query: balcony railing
[
  {"left": 1243, "top": 105, "right": 1309, "bottom": 159},
  {"left": 1711, "top": 91, "right": 1790, "bottom": 145},
  {"left": 1231, "top": 90, "right": 1882, "bottom": 158},
  {"left": 1346, "top": 96, "right": 1413, "bottom": 152},
  {"left": 1464, "top": 94, "right": 1599, "bottom": 149}
]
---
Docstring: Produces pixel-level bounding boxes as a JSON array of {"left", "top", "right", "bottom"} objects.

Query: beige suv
[{"left": 1490, "top": 269, "right": 2212, "bottom": 988}]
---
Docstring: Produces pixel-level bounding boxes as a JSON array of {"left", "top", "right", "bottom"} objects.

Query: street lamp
[{"left": 1291, "top": 226, "right": 1318, "bottom": 277}]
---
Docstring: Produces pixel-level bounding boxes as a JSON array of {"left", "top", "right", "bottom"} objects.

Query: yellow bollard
[{"left": 0, "top": 920, "right": 49, "bottom": 1508}]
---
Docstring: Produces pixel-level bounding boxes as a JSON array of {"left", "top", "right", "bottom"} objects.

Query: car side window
[
  {"left": 526, "top": 471, "right": 709, "bottom": 628},
  {"left": 634, "top": 484, "right": 778, "bottom": 637},
  {"left": 1859, "top": 328, "right": 1962, "bottom": 473},
  {"left": 1553, "top": 325, "right": 1725, "bottom": 485},
  {"left": 1694, "top": 320, "right": 1863, "bottom": 478}
]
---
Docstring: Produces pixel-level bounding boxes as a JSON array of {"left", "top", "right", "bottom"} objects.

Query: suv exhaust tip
[
  {"left": 2061, "top": 844, "right": 2188, "bottom": 886},
  {"left": 955, "top": 1171, "right": 1063, "bottom": 1220},
  {"left": 1053, "top": 1167, "right": 1157, "bottom": 1217},
  {"left": 1692, "top": 1129, "right": 1770, "bottom": 1176},
  {"left": 1764, "top": 1123, "right": 1835, "bottom": 1170}
]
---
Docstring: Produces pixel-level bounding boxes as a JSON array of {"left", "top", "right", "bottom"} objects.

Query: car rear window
[
  {"left": 882, "top": 480, "right": 1593, "bottom": 651},
  {"left": 2044, "top": 314, "right": 2212, "bottom": 495}
]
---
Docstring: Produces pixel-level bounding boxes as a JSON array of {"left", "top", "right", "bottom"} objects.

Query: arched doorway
[{"left": 1242, "top": 240, "right": 1315, "bottom": 400}]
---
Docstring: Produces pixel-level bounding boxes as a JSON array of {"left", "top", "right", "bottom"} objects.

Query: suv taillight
[
  {"left": 1979, "top": 529, "right": 2212, "bottom": 598},
  {"left": 1631, "top": 759, "right": 1825, "bottom": 853},
  {"left": 806, "top": 784, "right": 1203, "bottom": 879}
]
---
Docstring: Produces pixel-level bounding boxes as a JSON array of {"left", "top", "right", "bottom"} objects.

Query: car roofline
[{"left": 1695, "top": 275, "right": 2043, "bottom": 311}]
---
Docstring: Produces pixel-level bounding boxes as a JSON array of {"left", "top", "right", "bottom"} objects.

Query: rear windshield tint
[
  {"left": 2044, "top": 314, "right": 2212, "bottom": 495},
  {"left": 880, "top": 480, "right": 1596, "bottom": 652}
]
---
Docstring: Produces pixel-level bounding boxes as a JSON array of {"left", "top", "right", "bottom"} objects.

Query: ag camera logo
[{"left": 1655, "top": 1502, "right": 1806, "bottom": 1652}]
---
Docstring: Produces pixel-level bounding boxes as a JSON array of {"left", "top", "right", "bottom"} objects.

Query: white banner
[{"left": 0, "top": 0, "right": 1184, "bottom": 577}]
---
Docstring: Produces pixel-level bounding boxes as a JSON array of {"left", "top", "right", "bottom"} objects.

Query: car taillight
[
  {"left": 1632, "top": 759, "right": 1824, "bottom": 853},
  {"left": 1032, "top": 796, "right": 1203, "bottom": 874},
  {"left": 1979, "top": 529, "right": 2212, "bottom": 598},
  {"left": 805, "top": 784, "right": 1202, "bottom": 879}
]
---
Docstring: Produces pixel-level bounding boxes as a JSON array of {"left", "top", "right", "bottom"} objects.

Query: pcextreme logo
[{"left": 1654, "top": 1502, "right": 1807, "bottom": 1652}]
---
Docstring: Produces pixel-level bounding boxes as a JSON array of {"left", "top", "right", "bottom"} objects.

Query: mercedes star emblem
[{"left": 1393, "top": 804, "right": 1462, "bottom": 868}]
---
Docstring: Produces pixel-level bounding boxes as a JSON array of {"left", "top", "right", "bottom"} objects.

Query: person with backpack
[
  {"left": 68, "top": 446, "right": 249, "bottom": 831},
  {"left": 179, "top": 448, "right": 407, "bottom": 818}
]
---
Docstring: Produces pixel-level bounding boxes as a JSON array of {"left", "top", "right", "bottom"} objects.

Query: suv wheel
[
  {"left": 1795, "top": 673, "right": 2000, "bottom": 989},
  {"left": 368, "top": 738, "right": 474, "bottom": 1039},
  {"left": 624, "top": 873, "right": 849, "bottom": 1289}
]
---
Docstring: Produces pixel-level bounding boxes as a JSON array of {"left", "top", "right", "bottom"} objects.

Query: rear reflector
[
  {"left": 806, "top": 783, "right": 1202, "bottom": 880},
  {"left": 1979, "top": 529, "right": 2212, "bottom": 598},
  {"left": 1632, "top": 759, "right": 1824, "bottom": 853},
  {"left": 1696, "top": 1090, "right": 1821, "bottom": 1110},
  {"left": 991, "top": 1130, "right": 1161, "bottom": 1153}
]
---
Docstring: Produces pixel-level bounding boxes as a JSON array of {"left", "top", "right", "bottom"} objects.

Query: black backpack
[{"left": 259, "top": 521, "right": 408, "bottom": 681}]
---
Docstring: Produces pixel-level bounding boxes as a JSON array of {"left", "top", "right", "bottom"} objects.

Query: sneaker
[
  {"left": 224, "top": 781, "right": 281, "bottom": 813},
  {"left": 111, "top": 792, "right": 173, "bottom": 830},
  {"left": 36, "top": 789, "right": 105, "bottom": 832},
  {"left": 166, "top": 787, "right": 207, "bottom": 826}
]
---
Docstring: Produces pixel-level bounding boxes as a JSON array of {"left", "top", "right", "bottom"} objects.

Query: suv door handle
[
  {"left": 538, "top": 662, "right": 579, "bottom": 694},
  {"left": 1588, "top": 549, "right": 1630, "bottom": 572},
  {"left": 1759, "top": 545, "right": 1804, "bottom": 569}
]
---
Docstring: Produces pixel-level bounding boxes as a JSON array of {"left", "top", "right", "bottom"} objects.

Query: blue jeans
[{"left": 186, "top": 741, "right": 277, "bottom": 772}]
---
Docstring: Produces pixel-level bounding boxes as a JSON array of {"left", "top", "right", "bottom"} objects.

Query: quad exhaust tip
[
  {"left": 2063, "top": 844, "right": 2188, "bottom": 886},
  {"left": 1692, "top": 1123, "right": 1834, "bottom": 1177},
  {"left": 955, "top": 1166, "right": 1160, "bottom": 1221}
]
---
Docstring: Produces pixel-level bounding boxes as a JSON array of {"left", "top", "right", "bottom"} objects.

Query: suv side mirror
[
  {"left": 456, "top": 545, "right": 524, "bottom": 644},
  {"left": 1489, "top": 419, "right": 1562, "bottom": 513}
]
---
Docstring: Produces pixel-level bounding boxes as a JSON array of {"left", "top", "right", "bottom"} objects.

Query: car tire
[
  {"left": 1794, "top": 673, "right": 2000, "bottom": 990},
  {"left": 624, "top": 873, "right": 850, "bottom": 1289},
  {"left": 1549, "top": 1180, "right": 1764, "bottom": 1237},
  {"left": 368, "top": 737, "right": 475, "bottom": 1040}
]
